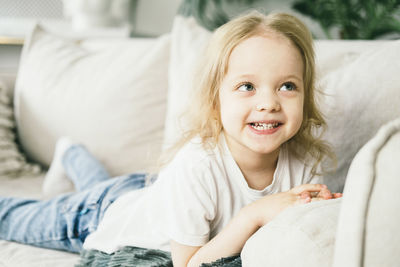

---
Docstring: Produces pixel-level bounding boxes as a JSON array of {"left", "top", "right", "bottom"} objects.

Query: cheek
[
  {"left": 294, "top": 110, "right": 304, "bottom": 130},
  {"left": 219, "top": 100, "right": 235, "bottom": 128},
  {"left": 219, "top": 94, "right": 244, "bottom": 128},
  {"left": 287, "top": 99, "right": 304, "bottom": 129}
]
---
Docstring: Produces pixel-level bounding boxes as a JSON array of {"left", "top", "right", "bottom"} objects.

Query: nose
[{"left": 255, "top": 90, "right": 281, "bottom": 112}]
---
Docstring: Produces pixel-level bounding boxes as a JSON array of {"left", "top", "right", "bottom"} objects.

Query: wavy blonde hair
[{"left": 161, "top": 11, "right": 335, "bottom": 176}]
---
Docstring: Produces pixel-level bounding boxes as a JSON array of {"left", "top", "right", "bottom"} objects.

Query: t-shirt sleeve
[{"left": 159, "top": 159, "right": 217, "bottom": 247}]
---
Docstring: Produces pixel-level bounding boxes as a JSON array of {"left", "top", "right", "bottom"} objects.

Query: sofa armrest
[{"left": 333, "top": 118, "right": 400, "bottom": 267}]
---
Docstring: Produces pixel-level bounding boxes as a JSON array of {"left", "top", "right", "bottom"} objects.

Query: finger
[
  {"left": 300, "top": 191, "right": 311, "bottom": 199},
  {"left": 291, "top": 184, "right": 327, "bottom": 195},
  {"left": 333, "top": 193, "right": 343, "bottom": 198},
  {"left": 297, "top": 195, "right": 311, "bottom": 204},
  {"left": 317, "top": 188, "right": 333, "bottom": 199}
]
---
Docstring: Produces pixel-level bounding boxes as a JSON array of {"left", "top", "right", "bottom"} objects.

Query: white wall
[
  {"left": 0, "top": 45, "right": 22, "bottom": 94},
  {"left": 134, "top": 0, "right": 182, "bottom": 36}
]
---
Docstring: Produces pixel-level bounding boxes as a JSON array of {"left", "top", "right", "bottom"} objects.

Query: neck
[{"left": 225, "top": 137, "right": 280, "bottom": 190}]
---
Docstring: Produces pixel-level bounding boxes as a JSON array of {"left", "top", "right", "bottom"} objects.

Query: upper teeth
[{"left": 251, "top": 122, "right": 279, "bottom": 130}]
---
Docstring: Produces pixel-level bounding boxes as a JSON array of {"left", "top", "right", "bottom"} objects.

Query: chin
[{"left": 249, "top": 144, "right": 281, "bottom": 156}]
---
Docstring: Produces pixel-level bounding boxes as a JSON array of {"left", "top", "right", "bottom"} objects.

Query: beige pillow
[
  {"left": 14, "top": 25, "right": 170, "bottom": 176},
  {"left": 163, "top": 16, "right": 211, "bottom": 149},
  {"left": 242, "top": 199, "right": 341, "bottom": 267}
]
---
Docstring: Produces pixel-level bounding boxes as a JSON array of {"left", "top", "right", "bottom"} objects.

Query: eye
[
  {"left": 238, "top": 83, "right": 255, "bottom": 92},
  {"left": 279, "top": 82, "right": 297, "bottom": 91}
]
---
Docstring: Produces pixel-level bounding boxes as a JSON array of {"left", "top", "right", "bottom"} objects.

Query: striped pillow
[{"left": 0, "top": 80, "right": 41, "bottom": 177}]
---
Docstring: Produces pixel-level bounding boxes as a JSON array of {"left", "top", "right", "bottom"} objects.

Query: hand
[
  {"left": 245, "top": 184, "right": 331, "bottom": 227},
  {"left": 299, "top": 186, "right": 343, "bottom": 202}
]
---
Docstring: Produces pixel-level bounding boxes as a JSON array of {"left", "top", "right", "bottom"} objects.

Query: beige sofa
[{"left": 0, "top": 14, "right": 399, "bottom": 267}]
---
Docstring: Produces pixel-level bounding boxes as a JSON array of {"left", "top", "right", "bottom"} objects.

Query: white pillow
[
  {"left": 14, "top": 25, "right": 170, "bottom": 176},
  {"left": 241, "top": 199, "right": 341, "bottom": 267},
  {"left": 317, "top": 40, "right": 400, "bottom": 192},
  {"left": 163, "top": 16, "right": 211, "bottom": 149}
]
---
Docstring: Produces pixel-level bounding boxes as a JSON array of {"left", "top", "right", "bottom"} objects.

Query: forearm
[{"left": 187, "top": 208, "right": 259, "bottom": 267}]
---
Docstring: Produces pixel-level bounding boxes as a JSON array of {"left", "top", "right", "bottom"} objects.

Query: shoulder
[
  {"left": 169, "top": 137, "right": 220, "bottom": 171},
  {"left": 175, "top": 137, "right": 213, "bottom": 162},
  {"left": 158, "top": 137, "right": 222, "bottom": 187}
]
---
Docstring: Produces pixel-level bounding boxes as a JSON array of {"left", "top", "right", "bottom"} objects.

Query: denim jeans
[{"left": 0, "top": 145, "right": 152, "bottom": 253}]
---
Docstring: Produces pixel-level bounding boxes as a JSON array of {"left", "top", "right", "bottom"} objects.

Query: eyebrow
[
  {"left": 232, "top": 74, "right": 303, "bottom": 82},
  {"left": 281, "top": 74, "right": 303, "bottom": 82}
]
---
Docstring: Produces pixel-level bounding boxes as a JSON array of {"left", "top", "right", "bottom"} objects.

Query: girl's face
[{"left": 219, "top": 33, "right": 304, "bottom": 160}]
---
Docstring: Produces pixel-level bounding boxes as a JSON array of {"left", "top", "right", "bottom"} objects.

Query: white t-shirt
[{"left": 83, "top": 134, "right": 322, "bottom": 254}]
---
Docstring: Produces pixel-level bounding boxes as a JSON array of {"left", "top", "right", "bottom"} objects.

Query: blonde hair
[{"left": 161, "top": 11, "right": 335, "bottom": 176}]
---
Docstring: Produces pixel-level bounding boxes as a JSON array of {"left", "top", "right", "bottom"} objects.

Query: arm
[
  {"left": 170, "top": 206, "right": 259, "bottom": 267},
  {"left": 170, "top": 242, "right": 201, "bottom": 267},
  {"left": 171, "top": 183, "right": 336, "bottom": 267}
]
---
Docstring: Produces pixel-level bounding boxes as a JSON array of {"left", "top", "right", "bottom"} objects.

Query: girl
[{"left": 0, "top": 11, "right": 341, "bottom": 267}]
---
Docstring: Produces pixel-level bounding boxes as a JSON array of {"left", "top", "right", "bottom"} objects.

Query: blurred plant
[
  {"left": 293, "top": 0, "right": 400, "bottom": 39},
  {"left": 178, "top": 0, "right": 258, "bottom": 31}
]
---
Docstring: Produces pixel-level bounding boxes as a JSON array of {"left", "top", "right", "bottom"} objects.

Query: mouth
[{"left": 248, "top": 121, "right": 282, "bottom": 131}]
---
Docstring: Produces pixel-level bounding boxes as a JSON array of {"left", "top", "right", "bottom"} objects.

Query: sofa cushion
[
  {"left": 163, "top": 16, "right": 211, "bottom": 149},
  {"left": 318, "top": 40, "right": 400, "bottom": 192},
  {"left": 0, "top": 240, "right": 79, "bottom": 267},
  {"left": 241, "top": 198, "right": 341, "bottom": 267},
  {"left": 333, "top": 117, "right": 400, "bottom": 267},
  {"left": 14, "top": 25, "right": 170, "bottom": 176}
]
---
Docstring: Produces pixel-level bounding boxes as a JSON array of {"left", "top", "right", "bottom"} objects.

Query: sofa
[{"left": 1, "top": 11, "right": 400, "bottom": 267}]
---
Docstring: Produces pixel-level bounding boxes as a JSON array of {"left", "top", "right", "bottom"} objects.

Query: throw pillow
[
  {"left": 0, "top": 79, "right": 41, "bottom": 177},
  {"left": 163, "top": 15, "right": 211, "bottom": 150},
  {"left": 14, "top": 25, "right": 170, "bottom": 176},
  {"left": 241, "top": 199, "right": 341, "bottom": 267}
]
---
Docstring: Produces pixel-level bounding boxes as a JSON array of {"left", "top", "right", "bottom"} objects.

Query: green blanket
[{"left": 76, "top": 246, "right": 241, "bottom": 267}]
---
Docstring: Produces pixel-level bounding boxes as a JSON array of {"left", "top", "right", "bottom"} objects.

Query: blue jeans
[{"left": 0, "top": 145, "right": 152, "bottom": 253}]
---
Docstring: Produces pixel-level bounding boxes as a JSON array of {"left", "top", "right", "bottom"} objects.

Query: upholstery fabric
[
  {"left": 333, "top": 117, "right": 400, "bottom": 267},
  {"left": 241, "top": 199, "right": 341, "bottom": 267},
  {"left": 318, "top": 40, "right": 400, "bottom": 192},
  {"left": 163, "top": 16, "right": 210, "bottom": 150},
  {"left": 0, "top": 239, "right": 79, "bottom": 267}
]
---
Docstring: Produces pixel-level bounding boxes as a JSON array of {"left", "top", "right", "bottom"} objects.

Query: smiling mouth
[{"left": 249, "top": 122, "right": 282, "bottom": 130}]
